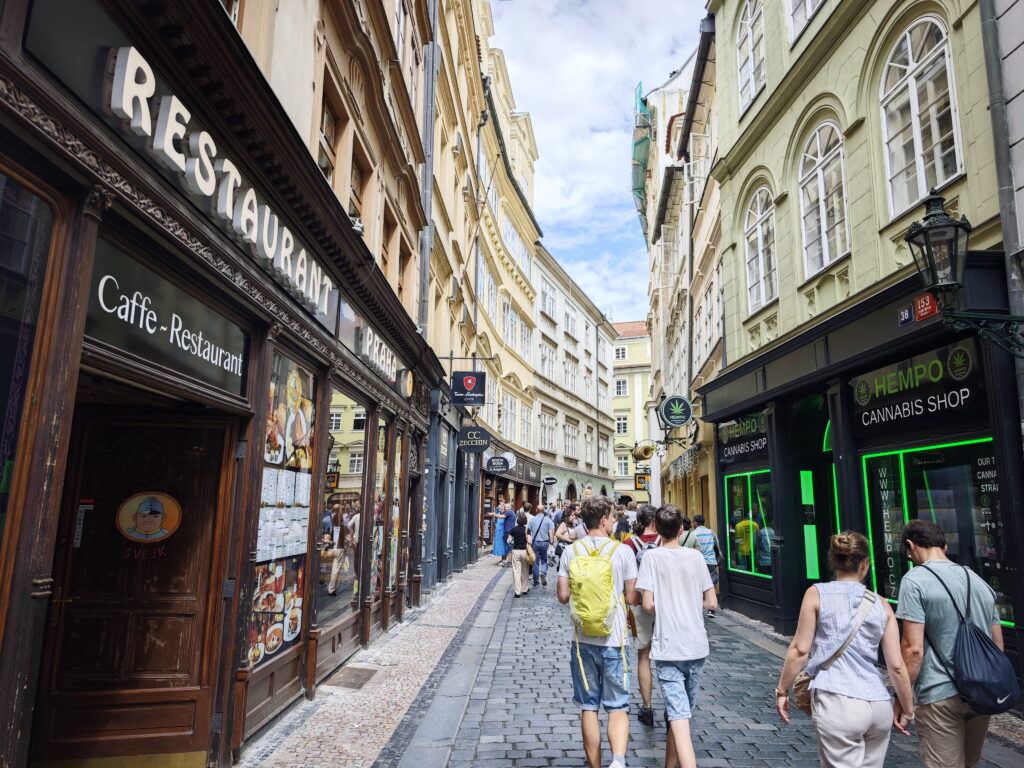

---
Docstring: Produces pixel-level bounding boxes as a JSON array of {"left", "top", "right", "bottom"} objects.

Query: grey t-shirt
[{"left": 895, "top": 560, "right": 1001, "bottom": 705}]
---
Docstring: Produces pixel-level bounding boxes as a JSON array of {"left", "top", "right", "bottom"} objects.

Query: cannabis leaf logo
[
  {"left": 948, "top": 347, "right": 972, "bottom": 381},
  {"left": 670, "top": 401, "right": 685, "bottom": 416}
]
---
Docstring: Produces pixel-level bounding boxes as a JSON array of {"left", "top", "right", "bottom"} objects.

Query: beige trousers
[
  {"left": 811, "top": 689, "right": 892, "bottom": 768},
  {"left": 510, "top": 549, "right": 530, "bottom": 595},
  {"left": 916, "top": 695, "right": 990, "bottom": 768}
]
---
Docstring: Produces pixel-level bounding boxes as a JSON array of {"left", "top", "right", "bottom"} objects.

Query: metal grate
[{"left": 325, "top": 665, "right": 377, "bottom": 689}]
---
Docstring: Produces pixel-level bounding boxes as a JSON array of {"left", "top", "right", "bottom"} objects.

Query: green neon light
[
  {"left": 822, "top": 420, "right": 832, "bottom": 454},
  {"left": 862, "top": 454, "right": 880, "bottom": 594},
  {"left": 922, "top": 470, "right": 937, "bottom": 522},
  {"left": 803, "top": 524, "right": 820, "bottom": 580},
  {"left": 800, "top": 470, "right": 815, "bottom": 506},
  {"left": 860, "top": 437, "right": 993, "bottom": 461},
  {"left": 831, "top": 463, "right": 841, "bottom": 533}
]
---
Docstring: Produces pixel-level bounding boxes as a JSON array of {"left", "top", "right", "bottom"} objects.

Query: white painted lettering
[
  {"left": 153, "top": 95, "right": 190, "bottom": 173},
  {"left": 185, "top": 131, "right": 217, "bottom": 197},
  {"left": 214, "top": 158, "right": 242, "bottom": 222},
  {"left": 110, "top": 47, "right": 155, "bottom": 137},
  {"left": 232, "top": 185, "right": 259, "bottom": 246}
]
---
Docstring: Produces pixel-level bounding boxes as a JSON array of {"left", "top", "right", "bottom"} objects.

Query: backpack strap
[{"left": 917, "top": 563, "right": 969, "bottom": 693}]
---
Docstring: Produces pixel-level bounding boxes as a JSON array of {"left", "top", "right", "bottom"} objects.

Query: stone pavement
[{"left": 238, "top": 555, "right": 1024, "bottom": 768}]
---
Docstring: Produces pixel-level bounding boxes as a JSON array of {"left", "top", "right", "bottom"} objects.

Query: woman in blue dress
[{"left": 489, "top": 502, "right": 511, "bottom": 564}]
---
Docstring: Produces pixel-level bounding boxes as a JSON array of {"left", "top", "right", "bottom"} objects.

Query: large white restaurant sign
[{"left": 108, "top": 47, "right": 336, "bottom": 318}]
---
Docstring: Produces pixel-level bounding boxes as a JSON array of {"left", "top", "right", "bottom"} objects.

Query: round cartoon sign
[{"left": 116, "top": 492, "right": 182, "bottom": 543}]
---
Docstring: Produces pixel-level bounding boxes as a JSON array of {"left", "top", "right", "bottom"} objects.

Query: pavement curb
[{"left": 375, "top": 566, "right": 510, "bottom": 768}]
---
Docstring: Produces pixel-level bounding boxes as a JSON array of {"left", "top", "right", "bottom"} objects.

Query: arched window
[
  {"left": 880, "top": 17, "right": 961, "bottom": 214},
  {"left": 737, "top": 1, "right": 765, "bottom": 108},
  {"left": 745, "top": 186, "right": 777, "bottom": 312},
  {"left": 800, "top": 122, "right": 848, "bottom": 275}
]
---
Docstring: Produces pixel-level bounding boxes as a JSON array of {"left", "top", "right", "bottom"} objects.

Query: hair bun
[{"left": 828, "top": 531, "right": 870, "bottom": 573}]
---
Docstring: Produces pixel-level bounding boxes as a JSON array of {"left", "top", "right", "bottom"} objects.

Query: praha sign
[{"left": 107, "top": 47, "right": 336, "bottom": 320}]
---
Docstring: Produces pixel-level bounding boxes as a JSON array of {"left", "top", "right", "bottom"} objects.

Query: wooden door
[{"left": 32, "top": 411, "right": 231, "bottom": 761}]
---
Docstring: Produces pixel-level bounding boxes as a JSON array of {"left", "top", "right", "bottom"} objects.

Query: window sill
[
  {"left": 882, "top": 171, "right": 966, "bottom": 230},
  {"left": 798, "top": 250, "right": 852, "bottom": 292}
]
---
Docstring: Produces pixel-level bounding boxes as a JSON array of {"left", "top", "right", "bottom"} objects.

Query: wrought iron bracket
[{"left": 941, "top": 307, "right": 1024, "bottom": 358}]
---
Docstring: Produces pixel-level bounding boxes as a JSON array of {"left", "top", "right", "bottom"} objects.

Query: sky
[{"left": 489, "top": 0, "right": 706, "bottom": 324}]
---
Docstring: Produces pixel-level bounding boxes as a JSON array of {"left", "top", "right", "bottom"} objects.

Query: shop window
[
  {"left": 315, "top": 389, "right": 367, "bottom": 626},
  {"left": 0, "top": 173, "right": 54, "bottom": 544},
  {"left": 800, "top": 122, "right": 848, "bottom": 277},
  {"left": 880, "top": 16, "right": 961, "bottom": 215},
  {"left": 387, "top": 431, "right": 405, "bottom": 589},
  {"left": 862, "top": 438, "right": 1015, "bottom": 626},
  {"left": 246, "top": 353, "right": 317, "bottom": 665},
  {"left": 724, "top": 469, "right": 774, "bottom": 578},
  {"left": 370, "top": 418, "right": 390, "bottom": 599},
  {"left": 744, "top": 186, "right": 777, "bottom": 312}
]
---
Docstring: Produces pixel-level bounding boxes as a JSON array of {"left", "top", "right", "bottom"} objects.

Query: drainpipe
[
  {"left": 416, "top": 0, "right": 441, "bottom": 333},
  {"left": 472, "top": 78, "right": 491, "bottom": 339}
]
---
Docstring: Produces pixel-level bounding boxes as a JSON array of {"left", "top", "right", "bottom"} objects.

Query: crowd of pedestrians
[{"left": 490, "top": 496, "right": 1017, "bottom": 768}]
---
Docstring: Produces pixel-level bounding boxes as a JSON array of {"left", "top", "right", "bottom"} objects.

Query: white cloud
[{"left": 489, "top": 0, "right": 706, "bottom": 319}]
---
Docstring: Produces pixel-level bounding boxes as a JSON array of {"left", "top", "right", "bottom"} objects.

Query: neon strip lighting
[
  {"left": 722, "top": 470, "right": 773, "bottom": 580},
  {"left": 803, "top": 524, "right": 820, "bottom": 580},
  {"left": 800, "top": 470, "right": 815, "bottom": 506},
  {"left": 822, "top": 420, "right": 832, "bottom": 454},
  {"left": 831, "top": 463, "right": 841, "bottom": 533}
]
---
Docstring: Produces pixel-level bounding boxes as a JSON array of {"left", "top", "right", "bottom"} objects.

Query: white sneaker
[{"left": 609, "top": 760, "right": 625, "bottom": 768}]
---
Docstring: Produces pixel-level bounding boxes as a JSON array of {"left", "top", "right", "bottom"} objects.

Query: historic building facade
[{"left": 611, "top": 322, "right": 652, "bottom": 503}]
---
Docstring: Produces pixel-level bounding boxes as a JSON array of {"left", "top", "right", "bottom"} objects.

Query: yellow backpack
[{"left": 568, "top": 539, "right": 627, "bottom": 690}]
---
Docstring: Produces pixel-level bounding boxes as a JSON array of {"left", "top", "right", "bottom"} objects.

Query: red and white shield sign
[{"left": 463, "top": 376, "right": 477, "bottom": 391}]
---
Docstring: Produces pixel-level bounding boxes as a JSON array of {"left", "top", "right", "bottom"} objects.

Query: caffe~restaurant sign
[{"left": 107, "top": 47, "right": 336, "bottom": 319}]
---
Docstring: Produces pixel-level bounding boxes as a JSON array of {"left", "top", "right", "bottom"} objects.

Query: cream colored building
[{"left": 611, "top": 322, "right": 651, "bottom": 503}]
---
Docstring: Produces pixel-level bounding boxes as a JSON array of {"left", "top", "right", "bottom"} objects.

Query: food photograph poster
[{"left": 245, "top": 352, "right": 316, "bottom": 667}]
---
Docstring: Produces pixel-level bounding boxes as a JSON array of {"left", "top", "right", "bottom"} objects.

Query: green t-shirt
[{"left": 894, "top": 560, "right": 1001, "bottom": 705}]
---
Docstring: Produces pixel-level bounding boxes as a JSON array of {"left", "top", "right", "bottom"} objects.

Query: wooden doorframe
[{"left": 31, "top": 407, "right": 241, "bottom": 761}]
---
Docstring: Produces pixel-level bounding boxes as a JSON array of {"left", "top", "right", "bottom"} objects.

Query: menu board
[{"left": 244, "top": 353, "right": 316, "bottom": 666}]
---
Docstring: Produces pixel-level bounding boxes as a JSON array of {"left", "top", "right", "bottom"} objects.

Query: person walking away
[
  {"left": 896, "top": 519, "right": 1004, "bottom": 768},
  {"left": 689, "top": 515, "right": 722, "bottom": 616},
  {"left": 625, "top": 504, "right": 660, "bottom": 727},
  {"left": 490, "top": 502, "right": 511, "bottom": 566},
  {"left": 557, "top": 496, "right": 638, "bottom": 768},
  {"left": 509, "top": 512, "right": 532, "bottom": 597},
  {"left": 613, "top": 509, "right": 633, "bottom": 542},
  {"left": 503, "top": 502, "right": 518, "bottom": 564},
  {"left": 775, "top": 532, "right": 914, "bottom": 768},
  {"left": 634, "top": 505, "right": 716, "bottom": 768},
  {"left": 529, "top": 506, "right": 555, "bottom": 586}
]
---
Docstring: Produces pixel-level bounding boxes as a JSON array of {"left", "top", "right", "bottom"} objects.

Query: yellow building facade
[{"left": 612, "top": 323, "right": 652, "bottom": 503}]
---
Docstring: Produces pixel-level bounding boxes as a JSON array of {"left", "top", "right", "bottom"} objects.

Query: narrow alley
[{"left": 237, "top": 559, "right": 1024, "bottom": 768}]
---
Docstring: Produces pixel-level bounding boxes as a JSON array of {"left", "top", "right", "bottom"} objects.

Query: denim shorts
[
  {"left": 570, "top": 642, "right": 629, "bottom": 712},
  {"left": 656, "top": 658, "right": 705, "bottom": 721}
]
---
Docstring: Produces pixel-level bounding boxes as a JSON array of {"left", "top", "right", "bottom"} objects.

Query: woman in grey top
[{"left": 774, "top": 532, "right": 915, "bottom": 768}]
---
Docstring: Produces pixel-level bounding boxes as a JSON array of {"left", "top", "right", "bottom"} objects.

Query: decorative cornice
[{"left": 0, "top": 74, "right": 428, "bottom": 428}]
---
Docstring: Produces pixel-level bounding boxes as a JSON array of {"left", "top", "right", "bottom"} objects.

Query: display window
[
  {"left": 316, "top": 388, "right": 368, "bottom": 626},
  {"left": 387, "top": 430, "right": 405, "bottom": 589},
  {"left": 244, "top": 353, "right": 316, "bottom": 667},
  {"left": 723, "top": 469, "right": 774, "bottom": 578},
  {"left": 862, "top": 437, "right": 1015, "bottom": 626},
  {"left": 0, "top": 172, "right": 54, "bottom": 544},
  {"left": 369, "top": 417, "right": 390, "bottom": 599}
]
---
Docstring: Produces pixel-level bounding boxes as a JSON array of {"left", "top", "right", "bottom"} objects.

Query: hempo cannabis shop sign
[{"left": 849, "top": 340, "right": 985, "bottom": 439}]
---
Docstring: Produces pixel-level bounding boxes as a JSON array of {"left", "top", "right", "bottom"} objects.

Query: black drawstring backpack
[{"left": 920, "top": 564, "right": 1019, "bottom": 715}]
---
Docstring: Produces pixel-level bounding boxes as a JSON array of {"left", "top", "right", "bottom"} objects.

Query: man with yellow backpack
[{"left": 557, "top": 496, "right": 639, "bottom": 768}]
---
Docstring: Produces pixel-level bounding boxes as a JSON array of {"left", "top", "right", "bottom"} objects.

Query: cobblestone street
[{"left": 239, "top": 557, "right": 1024, "bottom": 768}]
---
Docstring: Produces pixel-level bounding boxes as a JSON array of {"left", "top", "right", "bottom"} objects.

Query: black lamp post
[{"left": 905, "top": 189, "right": 1024, "bottom": 357}]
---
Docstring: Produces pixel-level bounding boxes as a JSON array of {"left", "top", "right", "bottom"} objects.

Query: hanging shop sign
[
  {"left": 717, "top": 411, "right": 769, "bottom": 466},
  {"left": 634, "top": 473, "right": 650, "bottom": 491},
  {"left": 486, "top": 456, "right": 510, "bottom": 474},
  {"left": 455, "top": 426, "right": 491, "bottom": 454},
  {"left": 86, "top": 239, "right": 247, "bottom": 395},
  {"left": 849, "top": 338, "right": 986, "bottom": 440},
  {"left": 542, "top": 476, "right": 558, "bottom": 486},
  {"left": 658, "top": 395, "right": 693, "bottom": 429},
  {"left": 451, "top": 371, "right": 487, "bottom": 407}
]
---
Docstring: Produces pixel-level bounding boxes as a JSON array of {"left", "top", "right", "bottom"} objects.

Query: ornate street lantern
[{"left": 904, "top": 189, "right": 972, "bottom": 301}]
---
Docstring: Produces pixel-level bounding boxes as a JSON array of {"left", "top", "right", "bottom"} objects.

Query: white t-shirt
[
  {"left": 635, "top": 546, "right": 713, "bottom": 661},
  {"left": 558, "top": 535, "right": 638, "bottom": 647}
]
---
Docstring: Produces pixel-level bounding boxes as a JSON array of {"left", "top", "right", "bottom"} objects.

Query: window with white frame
[
  {"left": 583, "top": 369, "right": 593, "bottom": 399},
  {"left": 615, "top": 378, "right": 628, "bottom": 397},
  {"left": 614, "top": 346, "right": 627, "bottom": 361},
  {"left": 540, "top": 341, "right": 556, "bottom": 380},
  {"left": 800, "top": 122, "right": 849, "bottom": 275},
  {"left": 539, "top": 412, "right": 556, "bottom": 452},
  {"left": 584, "top": 429, "right": 594, "bottom": 463},
  {"left": 347, "top": 450, "right": 364, "bottom": 475},
  {"left": 617, "top": 455, "right": 629, "bottom": 476},
  {"left": 615, "top": 415, "right": 628, "bottom": 435},
  {"left": 329, "top": 411, "right": 343, "bottom": 431},
  {"left": 564, "top": 422, "right": 580, "bottom": 459},
  {"left": 501, "top": 392, "right": 517, "bottom": 442},
  {"left": 486, "top": 272, "right": 497, "bottom": 322},
  {"left": 790, "top": 0, "right": 824, "bottom": 36},
  {"left": 352, "top": 409, "right": 366, "bottom": 431},
  {"left": 564, "top": 355, "right": 580, "bottom": 391},
  {"left": 598, "top": 381, "right": 609, "bottom": 411},
  {"left": 881, "top": 17, "right": 961, "bottom": 215},
  {"left": 502, "top": 297, "right": 513, "bottom": 340},
  {"left": 486, "top": 377, "right": 497, "bottom": 426},
  {"left": 598, "top": 437, "right": 609, "bottom": 467},
  {"left": 737, "top": 1, "right": 766, "bottom": 109},
  {"left": 520, "top": 401, "right": 531, "bottom": 448},
  {"left": 541, "top": 278, "right": 556, "bottom": 316},
  {"left": 744, "top": 186, "right": 777, "bottom": 312},
  {"left": 520, "top": 320, "right": 531, "bottom": 360},
  {"left": 564, "top": 304, "right": 578, "bottom": 338}
]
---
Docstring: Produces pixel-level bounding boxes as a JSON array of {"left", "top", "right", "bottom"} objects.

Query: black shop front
[{"left": 700, "top": 259, "right": 1024, "bottom": 683}]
